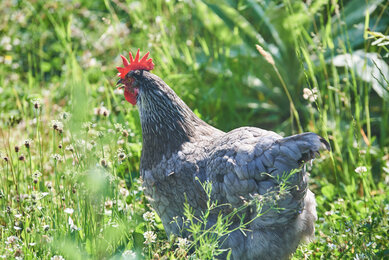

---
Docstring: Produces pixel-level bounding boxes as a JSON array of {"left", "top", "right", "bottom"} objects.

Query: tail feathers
[{"left": 274, "top": 132, "right": 330, "bottom": 165}]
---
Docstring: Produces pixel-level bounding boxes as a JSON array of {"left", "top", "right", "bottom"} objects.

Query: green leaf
[
  {"left": 201, "top": 0, "right": 268, "bottom": 49},
  {"left": 321, "top": 183, "right": 335, "bottom": 200}
]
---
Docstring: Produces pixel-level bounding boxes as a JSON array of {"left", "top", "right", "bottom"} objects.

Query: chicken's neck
[{"left": 137, "top": 84, "right": 219, "bottom": 170}]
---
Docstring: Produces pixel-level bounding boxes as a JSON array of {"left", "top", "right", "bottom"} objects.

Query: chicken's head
[{"left": 116, "top": 49, "right": 154, "bottom": 105}]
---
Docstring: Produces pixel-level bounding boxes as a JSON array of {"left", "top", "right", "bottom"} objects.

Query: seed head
[
  {"left": 15, "top": 145, "right": 20, "bottom": 153},
  {"left": 100, "top": 159, "right": 108, "bottom": 167},
  {"left": 65, "top": 145, "right": 74, "bottom": 152},
  {"left": 51, "top": 154, "right": 62, "bottom": 162},
  {"left": 256, "top": 44, "right": 275, "bottom": 66},
  {"left": 94, "top": 106, "right": 110, "bottom": 117},
  {"left": 18, "top": 154, "right": 25, "bottom": 161},
  {"left": 33, "top": 170, "right": 42, "bottom": 179},
  {"left": 50, "top": 120, "right": 63, "bottom": 132},
  {"left": 46, "top": 181, "right": 52, "bottom": 190},
  {"left": 24, "top": 139, "right": 33, "bottom": 149},
  {"left": 118, "top": 152, "right": 126, "bottom": 161},
  {"left": 32, "top": 99, "right": 41, "bottom": 109}
]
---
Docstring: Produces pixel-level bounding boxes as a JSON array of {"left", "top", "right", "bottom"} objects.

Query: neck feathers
[{"left": 137, "top": 73, "right": 217, "bottom": 169}]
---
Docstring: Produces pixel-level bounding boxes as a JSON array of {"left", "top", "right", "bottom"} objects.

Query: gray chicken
[{"left": 116, "top": 50, "right": 330, "bottom": 259}]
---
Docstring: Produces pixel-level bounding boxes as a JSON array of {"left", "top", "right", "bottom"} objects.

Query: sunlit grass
[{"left": 0, "top": 0, "right": 388, "bottom": 259}]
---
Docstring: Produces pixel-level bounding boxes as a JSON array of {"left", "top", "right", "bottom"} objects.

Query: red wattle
[{"left": 124, "top": 88, "right": 138, "bottom": 105}]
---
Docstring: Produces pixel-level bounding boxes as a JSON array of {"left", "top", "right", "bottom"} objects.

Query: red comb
[{"left": 116, "top": 49, "right": 154, "bottom": 79}]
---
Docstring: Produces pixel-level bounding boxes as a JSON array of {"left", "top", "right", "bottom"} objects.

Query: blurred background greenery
[{"left": 0, "top": 0, "right": 388, "bottom": 259}]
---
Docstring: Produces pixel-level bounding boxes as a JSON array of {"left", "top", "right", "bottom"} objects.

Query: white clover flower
[
  {"left": 176, "top": 237, "right": 189, "bottom": 249},
  {"left": 68, "top": 217, "right": 80, "bottom": 232},
  {"left": 86, "top": 142, "right": 94, "bottom": 151},
  {"left": 81, "top": 51, "right": 99, "bottom": 68},
  {"left": 13, "top": 38, "right": 20, "bottom": 46},
  {"left": 143, "top": 231, "right": 156, "bottom": 244},
  {"left": 41, "top": 192, "right": 49, "bottom": 198},
  {"left": 105, "top": 200, "right": 113, "bottom": 209},
  {"left": 1, "top": 36, "right": 11, "bottom": 45},
  {"left": 324, "top": 211, "right": 333, "bottom": 216},
  {"left": 1, "top": 36, "right": 12, "bottom": 51},
  {"left": 5, "top": 236, "right": 19, "bottom": 245},
  {"left": 113, "top": 88, "right": 124, "bottom": 95},
  {"left": 114, "top": 123, "right": 124, "bottom": 131},
  {"left": 355, "top": 166, "right": 367, "bottom": 174},
  {"left": 143, "top": 211, "right": 155, "bottom": 222},
  {"left": 155, "top": 16, "right": 162, "bottom": 24},
  {"left": 303, "top": 88, "right": 319, "bottom": 103},
  {"left": 64, "top": 208, "right": 74, "bottom": 214},
  {"left": 120, "top": 187, "right": 129, "bottom": 197}
]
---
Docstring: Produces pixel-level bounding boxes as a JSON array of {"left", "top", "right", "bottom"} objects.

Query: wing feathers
[{"left": 208, "top": 128, "right": 330, "bottom": 214}]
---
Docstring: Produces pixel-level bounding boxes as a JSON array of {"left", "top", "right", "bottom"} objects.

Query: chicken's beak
[{"left": 116, "top": 78, "right": 124, "bottom": 89}]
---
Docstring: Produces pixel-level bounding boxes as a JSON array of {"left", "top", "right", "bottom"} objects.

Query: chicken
[{"left": 116, "top": 50, "right": 330, "bottom": 259}]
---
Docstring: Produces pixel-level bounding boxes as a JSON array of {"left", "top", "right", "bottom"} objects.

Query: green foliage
[{"left": 0, "top": 0, "right": 388, "bottom": 259}]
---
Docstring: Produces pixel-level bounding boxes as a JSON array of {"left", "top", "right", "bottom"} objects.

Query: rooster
[{"left": 116, "top": 50, "right": 330, "bottom": 259}]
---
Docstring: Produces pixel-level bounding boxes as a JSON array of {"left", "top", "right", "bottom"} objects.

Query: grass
[{"left": 0, "top": 0, "right": 388, "bottom": 259}]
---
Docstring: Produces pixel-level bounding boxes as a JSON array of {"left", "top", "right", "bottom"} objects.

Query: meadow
[{"left": 0, "top": 0, "right": 388, "bottom": 259}]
